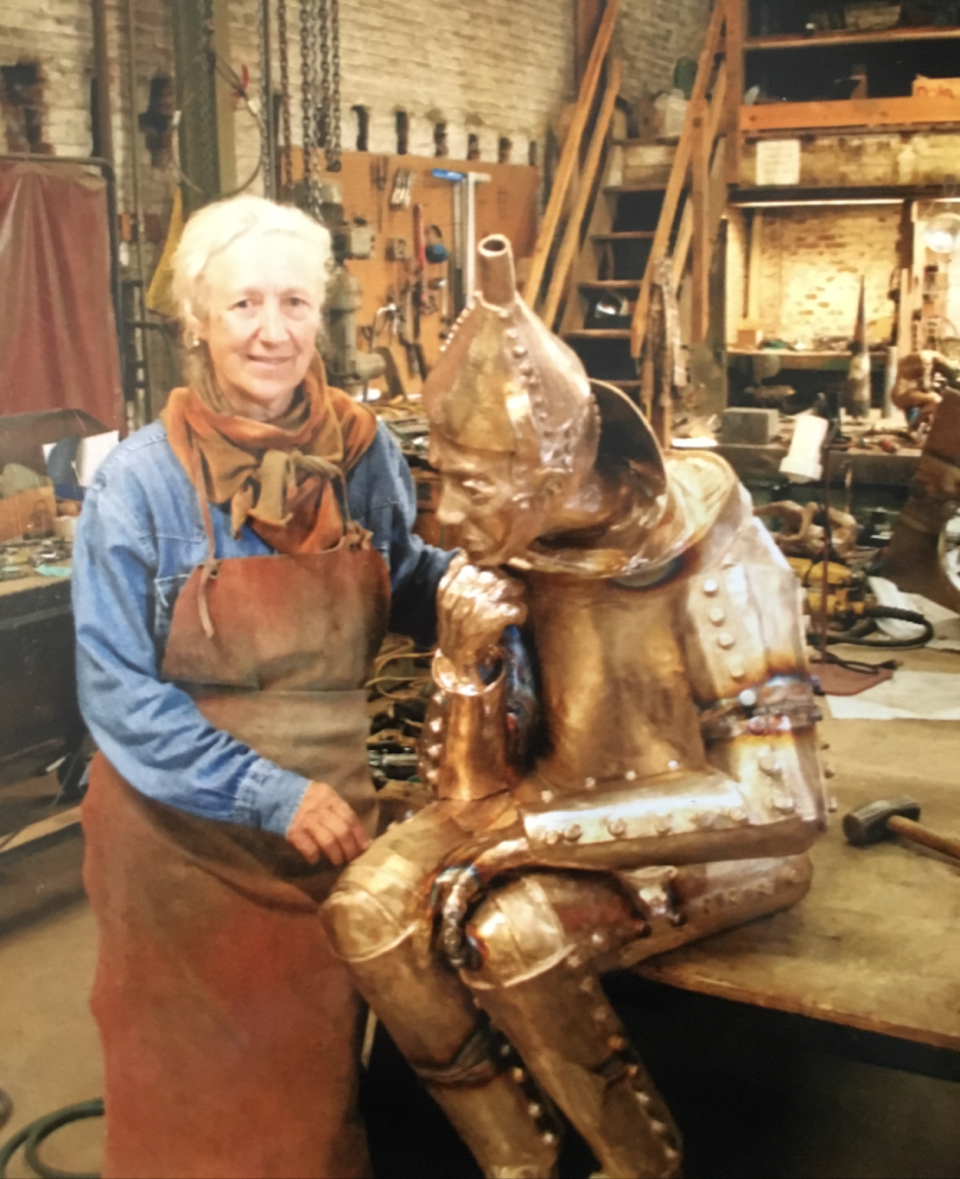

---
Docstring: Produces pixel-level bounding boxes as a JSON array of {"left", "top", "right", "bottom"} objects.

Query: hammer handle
[{"left": 887, "top": 815, "right": 960, "bottom": 864}]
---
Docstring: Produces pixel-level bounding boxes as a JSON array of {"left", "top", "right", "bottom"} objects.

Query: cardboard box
[{"left": 914, "top": 76, "right": 960, "bottom": 100}]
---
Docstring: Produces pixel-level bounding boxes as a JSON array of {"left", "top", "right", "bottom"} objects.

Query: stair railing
[
  {"left": 630, "top": 0, "right": 734, "bottom": 374},
  {"left": 523, "top": 0, "right": 620, "bottom": 315}
]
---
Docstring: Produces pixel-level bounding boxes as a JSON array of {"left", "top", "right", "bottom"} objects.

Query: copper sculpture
[{"left": 323, "top": 235, "right": 827, "bottom": 1179}]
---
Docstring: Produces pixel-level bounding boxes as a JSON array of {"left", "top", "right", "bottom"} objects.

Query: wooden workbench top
[{"left": 637, "top": 647, "right": 960, "bottom": 1053}]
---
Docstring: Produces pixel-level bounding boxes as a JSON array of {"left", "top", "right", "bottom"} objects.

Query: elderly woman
[{"left": 73, "top": 195, "right": 451, "bottom": 1179}]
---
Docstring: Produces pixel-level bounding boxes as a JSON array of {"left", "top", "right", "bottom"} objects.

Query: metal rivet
[
  {"left": 542, "top": 1132, "right": 558, "bottom": 1146},
  {"left": 429, "top": 717, "right": 443, "bottom": 733},
  {"left": 738, "top": 689, "right": 757, "bottom": 708},
  {"left": 427, "top": 743, "right": 442, "bottom": 759},
  {"left": 708, "top": 606, "right": 725, "bottom": 625},
  {"left": 584, "top": 776, "right": 597, "bottom": 790},
  {"left": 540, "top": 789, "right": 554, "bottom": 803},
  {"left": 579, "top": 976, "right": 595, "bottom": 992},
  {"left": 717, "top": 632, "right": 735, "bottom": 649},
  {"left": 665, "top": 1146, "right": 680, "bottom": 1162},
  {"left": 565, "top": 823, "right": 582, "bottom": 842},
  {"left": 500, "top": 1043, "right": 512, "bottom": 1057},
  {"left": 758, "top": 749, "right": 781, "bottom": 776},
  {"left": 626, "top": 1063, "right": 639, "bottom": 1078},
  {"left": 591, "top": 931, "right": 606, "bottom": 947},
  {"left": 731, "top": 807, "right": 748, "bottom": 823},
  {"left": 772, "top": 793, "right": 796, "bottom": 814},
  {"left": 655, "top": 816, "right": 673, "bottom": 834},
  {"left": 651, "top": 1119, "right": 667, "bottom": 1135},
  {"left": 703, "top": 578, "right": 719, "bottom": 596},
  {"left": 667, "top": 759, "right": 679, "bottom": 771},
  {"left": 511, "top": 1066, "right": 525, "bottom": 1083},
  {"left": 636, "top": 1090, "right": 651, "bottom": 1107},
  {"left": 567, "top": 952, "right": 582, "bottom": 969},
  {"left": 728, "top": 657, "right": 746, "bottom": 679},
  {"left": 608, "top": 1034, "right": 628, "bottom": 1051},
  {"left": 625, "top": 769, "right": 637, "bottom": 781},
  {"left": 748, "top": 716, "right": 767, "bottom": 735},
  {"left": 528, "top": 1102, "right": 543, "bottom": 1118},
  {"left": 592, "top": 1006, "right": 608, "bottom": 1023},
  {"left": 696, "top": 810, "right": 718, "bottom": 829},
  {"left": 426, "top": 768, "right": 439, "bottom": 784},
  {"left": 512, "top": 344, "right": 527, "bottom": 357},
  {"left": 607, "top": 816, "right": 627, "bottom": 837},
  {"left": 544, "top": 829, "right": 560, "bottom": 846}
]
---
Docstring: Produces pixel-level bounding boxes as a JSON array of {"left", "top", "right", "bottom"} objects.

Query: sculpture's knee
[
  {"left": 466, "top": 875, "right": 571, "bottom": 989},
  {"left": 323, "top": 851, "right": 424, "bottom": 963}
]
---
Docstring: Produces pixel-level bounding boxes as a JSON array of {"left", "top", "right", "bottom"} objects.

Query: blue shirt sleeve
[
  {"left": 346, "top": 423, "right": 455, "bottom": 648},
  {"left": 73, "top": 454, "right": 311, "bottom": 836}
]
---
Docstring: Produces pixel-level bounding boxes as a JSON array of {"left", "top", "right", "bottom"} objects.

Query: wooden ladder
[{"left": 524, "top": 0, "right": 739, "bottom": 437}]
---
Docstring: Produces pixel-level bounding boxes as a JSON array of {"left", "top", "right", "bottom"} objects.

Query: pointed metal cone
[{"left": 852, "top": 274, "right": 867, "bottom": 355}]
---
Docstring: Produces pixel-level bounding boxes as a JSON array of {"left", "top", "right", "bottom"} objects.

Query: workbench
[
  {"left": 635, "top": 646, "right": 960, "bottom": 1064},
  {"left": 0, "top": 566, "right": 82, "bottom": 786}
]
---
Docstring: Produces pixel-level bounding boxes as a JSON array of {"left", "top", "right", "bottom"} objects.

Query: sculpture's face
[{"left": 429, "top": 431, "right": 560, "bottom": 565}]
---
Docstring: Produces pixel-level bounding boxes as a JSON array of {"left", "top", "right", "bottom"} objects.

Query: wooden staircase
[{"left": 524, "top": 0, "right": 737, "bottom": 442}]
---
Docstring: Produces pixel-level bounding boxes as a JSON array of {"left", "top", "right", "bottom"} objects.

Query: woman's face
[{"left": 198, "top": 230, "right": 324, "bottom": 421}]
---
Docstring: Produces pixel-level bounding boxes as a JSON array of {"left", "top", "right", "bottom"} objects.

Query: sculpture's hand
[{"left": 437, "top": 554, "right": 528, "bottom": 689}]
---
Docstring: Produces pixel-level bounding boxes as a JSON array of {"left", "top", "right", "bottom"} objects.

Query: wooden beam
[
  {"left": 543, "top": 60, "right": 622, "bottom": 328},
  {"left": 740, "top": 96, "right": 960, "bottom": 135},
  {"left": 523, "top": 0, "right": 620, "bottom": 308},
  {"left": 574, "top": 0, "right": 606, "bottom": 89},
  {"left": 747, "top": 209, "right": 762, "bottom": 321},
  {"left": 724, "top": 0, "right": 744, "bottom": 185},
  {"left": 691, "top": 101, "right": 713, "bottom": 345},
  {"left": 630, "top": 0, "right": 728, "bottom": 356}
]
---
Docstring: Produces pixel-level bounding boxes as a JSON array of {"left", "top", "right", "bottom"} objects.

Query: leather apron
[{"left": 82, "top": 528, "right": 390, "bottom": 1179}]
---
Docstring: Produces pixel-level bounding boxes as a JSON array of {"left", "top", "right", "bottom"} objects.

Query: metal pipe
[
  {"left": 259, "top": 0, "right": 276, "bottom": 198},
  {"left": 123, "top": 0, "right": 151, "bottom": 423},
  {"left": 90, "top": 0, "right": 114, "bottom": 163}
]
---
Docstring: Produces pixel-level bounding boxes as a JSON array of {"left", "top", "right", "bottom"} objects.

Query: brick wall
[
  {"left": 748, "top": 206, "right": 900, "bottom": 348},
  {"left": 617, "top": 0, "right": 713, "bottom": 103},
  {"left": 1, "top": 0, "right": 715, "bottom": 215}
]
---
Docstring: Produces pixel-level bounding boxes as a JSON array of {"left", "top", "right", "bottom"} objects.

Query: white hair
[{"left": 171, "top": 194, "right": 331, "bottom": 326}]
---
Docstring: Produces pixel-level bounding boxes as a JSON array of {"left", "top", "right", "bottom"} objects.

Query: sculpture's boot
[
  {"left": 462, "top": 857, "right": 812, "bottom": 1179},
  {"left": 882, "top": 387, "right": 960, "bottom": 612}
]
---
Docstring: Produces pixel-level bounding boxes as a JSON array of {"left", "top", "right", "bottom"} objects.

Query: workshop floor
[{"left": 1, "top": 654, "right": 960, "bottom": 1178}]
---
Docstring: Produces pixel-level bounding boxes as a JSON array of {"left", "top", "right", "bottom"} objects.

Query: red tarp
[{"left": 0, "top": 161, "right": 122, "bottom": 430}]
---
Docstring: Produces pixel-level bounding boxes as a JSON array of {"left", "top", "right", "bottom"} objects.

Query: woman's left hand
[{"left": 286, "top": 781, "right": 370, "bottom": 865}]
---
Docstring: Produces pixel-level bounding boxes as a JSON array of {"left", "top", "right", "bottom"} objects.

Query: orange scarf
[{"left": 161, "top": 354, "right": 378, "bottom": 555}]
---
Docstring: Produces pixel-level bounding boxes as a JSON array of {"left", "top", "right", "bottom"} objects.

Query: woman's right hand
[{"left": 286, "top": 781, "right": 369, "bottom": 865}]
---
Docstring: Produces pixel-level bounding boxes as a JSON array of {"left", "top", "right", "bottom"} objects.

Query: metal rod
[
  {"left": 90, "top": 0, "right": 114, "bottom": 164},
  {"left": 123, "top": 0, "right": 151, "bottom": 423},
  {"left": 259, "top": 0, "right": 276, "bottom": 198}
]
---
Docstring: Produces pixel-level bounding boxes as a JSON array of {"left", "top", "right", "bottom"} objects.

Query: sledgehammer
[{"left": 843, "top": 797, "right": 960, "bottom": 864}]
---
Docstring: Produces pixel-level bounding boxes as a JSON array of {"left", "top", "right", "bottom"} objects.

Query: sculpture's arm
[{"left": 419, "top": 555, "right": 530, "bottom": 800}]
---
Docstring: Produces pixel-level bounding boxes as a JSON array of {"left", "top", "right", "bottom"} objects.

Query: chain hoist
[
  {"left": 276, "top": 0, "right": 293, "bottom": 193},
  {"left": 257, "top": 0, "right": 275, "bottom": 198},
  {"left": 327, "top": 0, "right": 341, "bottom": 171}
]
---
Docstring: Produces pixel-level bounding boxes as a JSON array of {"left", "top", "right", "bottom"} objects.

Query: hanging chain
[
  {"left": 277, "top": 0, "right": 292, "bottom": 192},
  {"left": 257, "top": 0, "right": 274, "bottom": 198},
  {"left": 300, "top": 0, "right": 319, "bottom": 213},
  {"left": 326, "top": 0, "right": 341, "bottom": 171},
  {"left": 317, "top": 0, "right": 330, "bottom": 153}
]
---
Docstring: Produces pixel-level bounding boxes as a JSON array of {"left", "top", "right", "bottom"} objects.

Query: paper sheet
[
  {"left": 827, "top": 670, "right": 960, "bottom": 720},
  {"left": 756, "top": 139, "right": 801, "bottom": 186}
]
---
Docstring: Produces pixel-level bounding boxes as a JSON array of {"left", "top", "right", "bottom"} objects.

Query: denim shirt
[{"left": 72, "top": 419, "right": 452, "bottom": 836}]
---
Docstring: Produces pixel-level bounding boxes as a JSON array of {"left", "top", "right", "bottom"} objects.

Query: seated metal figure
[{"left": 323, "top": 235, "right": 826, "bottom": 1179}]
